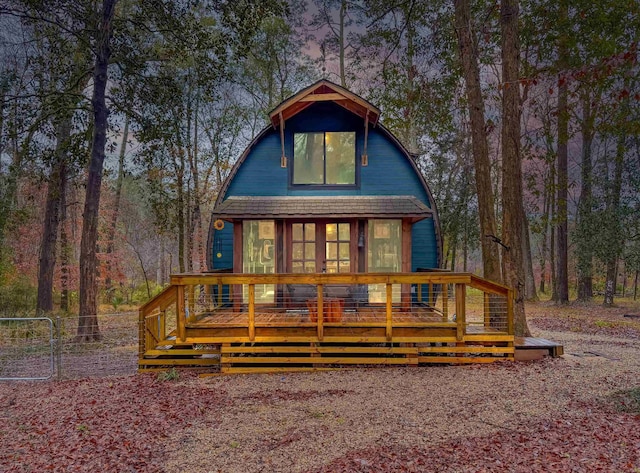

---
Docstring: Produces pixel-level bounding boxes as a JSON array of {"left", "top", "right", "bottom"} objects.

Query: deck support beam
[
  {"left": 386, "top": 283, "right": 393, "bottom": 340},
  {"left": 248, "top": 284, "right": 255, "bottom": 341},
  {"left": 317, "top": 284, "right": 324, "bottom": 341},
  {"left": 455, "top": 283, "right": 466, "bottom": 341},
  {"left": 177, "top": 285, "right": 186, "bottom": 342}
]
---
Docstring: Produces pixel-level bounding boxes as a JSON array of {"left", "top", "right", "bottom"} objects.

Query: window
[
  {"left": 291, "top": 223, "right": 316, "bottom": 273},
  {"left": 293, "top": 132, "right": 356, "bottom": 185},
  {"left": 325, "top": 223, "right": 350, "bottom": 273},
  {"left": 368, "top": 220, "right": 402, "bottom": 303},
  {"left": 243, "top": 220, "right": 275, "bottom": 302}
]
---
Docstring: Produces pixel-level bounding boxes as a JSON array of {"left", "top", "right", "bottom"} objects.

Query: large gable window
[{"left": 293, "top": 132, "right": 355, "bottom": 185}]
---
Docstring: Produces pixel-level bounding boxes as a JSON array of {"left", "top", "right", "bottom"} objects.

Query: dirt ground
[{"left": 1, "top": 300, "right": 639, "bottom": 472}]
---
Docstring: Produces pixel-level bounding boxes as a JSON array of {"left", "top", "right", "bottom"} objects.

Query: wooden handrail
[{"left": 139, "top": 285, "right": 178, "bottom": 317}]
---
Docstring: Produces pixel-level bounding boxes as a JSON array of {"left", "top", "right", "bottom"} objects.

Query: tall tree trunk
[
  {"left": 104, "top": 116, "right": 128, "bottom": 298},
  {"left": 59, "top": 175, "right": 70, "bottom": 312},
  {"left": 37, "top": 117, "right": 71, "bottom": 313},
  {"left": 603, "top": 134, "right": 626, "bottom": 307},
  {"left": 77, "top": 0, "right": 117, "bottom": 342},
  {"left": 576, "top": 89, "right": 595, "bottom": 301},
  {"left": 555, "top": 1, "right": 570, "bottom": 303},
  {"left": 338, "top": 0, "right": 347, "bottom": 87},
  {"left": 500, "top": 0, "right": 530, "bottom": 336},
  {"left": 522, "top": 215, "right": 538, "bottom": 301},
  {"left": 453, "top": 0, "right": 501, "bottom": 283}
]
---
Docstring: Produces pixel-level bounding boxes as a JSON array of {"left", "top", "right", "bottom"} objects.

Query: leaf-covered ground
[{"left": 1, "top": 300, "right": 640, "bottom": 472}]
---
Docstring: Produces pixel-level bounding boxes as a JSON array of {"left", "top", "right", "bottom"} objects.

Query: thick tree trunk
[
  {"left": 77, "top": 0, "right": 117, "bottom": 342},
  {"left": 576, "top": 90, "right": 594, "bottom": 301},
  {"left": 37, "top": 118, "right": 71, "bottom": 313},
  {"left": 500, "top": 0, "right": 530, "bottom": 337},
  {"left": 453, "top": 0, "right": 501, "bottom": 284},
  {"left": 555, "top": 1, "right": 569, "bottom": 303},
  {"left": 104, "top": 117, "right": 128, "bottom": 298}
]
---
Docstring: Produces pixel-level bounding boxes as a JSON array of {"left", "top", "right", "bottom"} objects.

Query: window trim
[{"left": 289, "top": 131, "right": 359, "bottom": 189}]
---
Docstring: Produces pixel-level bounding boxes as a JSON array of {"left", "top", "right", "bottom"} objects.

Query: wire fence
[{"left": 0, "top": 313, "right": 139, "bottom": 381}]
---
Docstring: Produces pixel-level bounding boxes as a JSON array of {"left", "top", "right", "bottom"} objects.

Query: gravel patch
[{"left": 164, "top": 326, "right": 640, "bottom": 473}]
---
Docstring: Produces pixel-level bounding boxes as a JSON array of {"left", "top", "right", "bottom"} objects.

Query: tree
[
  {"left": 500, "top": 0, "right": 530, "bottom": 336},
  {"left": 453, "top": 0, "right": 501, "bottom": 283}
]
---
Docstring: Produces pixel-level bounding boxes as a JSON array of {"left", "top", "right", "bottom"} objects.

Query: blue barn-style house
[{"left": 139, "top": 81, "right": 517, "bottom": 373}]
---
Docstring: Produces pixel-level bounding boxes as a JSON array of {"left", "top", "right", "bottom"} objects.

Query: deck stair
[{"left": 138, "top": 335, "right": 221, "bottom": 371}]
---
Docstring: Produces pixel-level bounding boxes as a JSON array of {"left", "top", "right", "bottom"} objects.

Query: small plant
[
  {"left": 157, "top": 367, "right": 179, "bottom": 382},
  {"left": 609, "top": 387, "right": 640, "bottom": 413},
  {"left": 229, "top": 440, "right": 240, "bottom": 448},
  {"left": 76, "top": 424, "right": 89, "bottom": 433},
  {"left": 594, "top": 320, "right": 612, "bottom": 328}
]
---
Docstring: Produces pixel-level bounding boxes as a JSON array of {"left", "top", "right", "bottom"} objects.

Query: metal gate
[{"left": 0, "top": 317, "right": 56, "bottom": 380}]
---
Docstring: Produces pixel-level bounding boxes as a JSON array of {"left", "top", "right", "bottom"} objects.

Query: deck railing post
[
  {"left": 386, "top": 283, "right": 392, "bottom": 340},
  {"left": 507, "top": 289, "right": 515, "bottom": 335},
  {"left": 455, "top": 283, "right": 466, "bottom": 341},
  {"left": 317, "top": 284, "right": 324, "bottom": 341},
  {"left": 217, "top": 281, "right": 223, "bottom": 307},
  {"left": 177, "top": 284, "right": 186, "bottom": 342},
  {"left": 248, "top": 284, "right": 255, "bottom": 341}
]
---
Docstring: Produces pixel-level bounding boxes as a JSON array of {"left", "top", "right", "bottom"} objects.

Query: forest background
[{"left": 0, "top": 0, "right": 638, "bottom": 338}]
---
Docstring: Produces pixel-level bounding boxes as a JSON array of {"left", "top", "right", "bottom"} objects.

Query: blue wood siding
[{"left": 212, "top": 101, "right": 439, "bottom": 271}]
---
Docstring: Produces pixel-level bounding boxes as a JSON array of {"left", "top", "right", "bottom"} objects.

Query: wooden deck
[
  {"left": 514, "top": 337, "right": 564, "bottom": 360},
  {"left": 139, "top": 272, "right": 519, "bottom": 373}
]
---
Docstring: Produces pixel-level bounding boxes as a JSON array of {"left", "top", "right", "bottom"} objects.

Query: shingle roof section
[{"left": 214, "top": 196, "right": 432, "bottom": 220}]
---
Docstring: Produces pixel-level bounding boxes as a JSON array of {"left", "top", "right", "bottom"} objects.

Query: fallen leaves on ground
[
  {"left": 307, "top": 410, "right": 640, "bottom": 473},
  {"left": 0, "top": 373, "right": 227, "bottom": 472}
]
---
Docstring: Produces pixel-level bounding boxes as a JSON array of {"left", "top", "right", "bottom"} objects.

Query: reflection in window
[
  {"left": 292, "top": 223, "right": 316, "bottom": 273},
  {"left": 368, "top": 220, "right": 402, "bottom": 303},
  {"left": 325, "top": 223, "right": 350, "bottom": 273},
  {"left": 293, "top": 132, "right": 355, "bottom": 185},
  {"left": 243, "top": 220, "right": 275, "bottom": 303}
]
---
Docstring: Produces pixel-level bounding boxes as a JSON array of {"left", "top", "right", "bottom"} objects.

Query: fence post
[{"left": 455, "top": 283, "right": 466, "bottom": 341}]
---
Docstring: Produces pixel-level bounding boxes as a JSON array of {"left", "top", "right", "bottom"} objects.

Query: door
[{"left": 289, "top": 221, "right": 353, "bottom": 273}]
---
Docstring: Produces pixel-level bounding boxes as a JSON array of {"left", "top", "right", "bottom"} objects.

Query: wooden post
[
  {"left": 177, "top": 284, "right": 186, "bottom": 342},
  {"left": 455, "top": 283, "right": 466, "bottom": 341},
  {"left": 484, "top": 292, "right": 491, "bottom": 328},
  {"left": 417, "top": 283, "right": 422, "bottom": 302},
  {"left": 386, "top": 283, "right": 393, "bottom": 340},
  {"left": 217, "top": 281, "right": 223, "bottom": 307},
  {"left": 317, "top": 284, "right": 324, "bottom": 341},
  {"left": 248, "top": 284, "right": 255, "bottom": 341},
  {"left": 159, "top": 309, "right": 166, "bottom": 342},
  {"left": 187, "top": 285, "right": 195, "bottom": 321}
]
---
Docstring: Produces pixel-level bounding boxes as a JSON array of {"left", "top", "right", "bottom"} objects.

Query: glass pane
[
  {"left": 339, "top": 243, "right": 350, "bottom": 259},
  {"left": 304, "top": 262, "right": 315, "bottom": 273},
  {"left": 293, "top": 133, "right": 324, "bottom": 184},
  {"left": 326, "top": 132, "right": 355, "bottom": 184},
  {"left": 292, "top": 223, "right": 303, "bottom": 241},
  {"left": 292, "top": 243, "right": 303, "bottom": 260},
  {"left": 326, "top": 261, "right": 337, "bottom": 273},
  {"left": 338, "top": 223, "right": 350, "bottom": 241},
  {"left": 305, "top": 243, "right": 315, "bottom": 259},
  {"left": 368, "top": 220, "right": 402, "bottom": 303},
  {"left": 242, "top": 220, "right": 275, "bottom": 302},
  {"left": 292, "top": 262, "right": 303, "bottom": 273},
  {"left": 305, "top": 223, "right": 316, "bottom": 241},
  {"left": 326, "top": 223, "right": 337, "bottom": 241},
  {"left": 339, "top": 261, "right": 350, "bottom": 272},
  {"left": 326, "top": 242, "right": 338, "bottom": 259}
]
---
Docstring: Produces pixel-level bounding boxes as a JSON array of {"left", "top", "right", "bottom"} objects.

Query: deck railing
[{"left": 139, "top": 272, "right": 514, "bottom": 348}]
